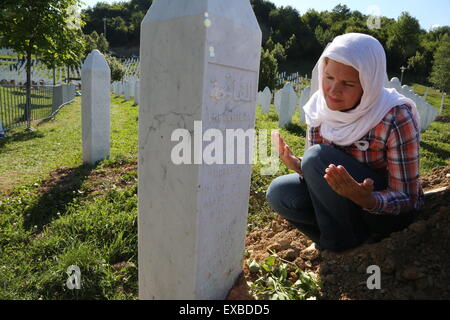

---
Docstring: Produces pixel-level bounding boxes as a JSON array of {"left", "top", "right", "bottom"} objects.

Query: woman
[{"left": 266, "top": 33, "right": 424, "bottom": 252}]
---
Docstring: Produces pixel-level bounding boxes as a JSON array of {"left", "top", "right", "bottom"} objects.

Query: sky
[{"left": 81, "top": 0, "right": 450, "bottom": 31}]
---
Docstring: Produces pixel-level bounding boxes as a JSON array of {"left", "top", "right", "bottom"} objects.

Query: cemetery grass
[
  {"left": 0, "top": 93, "right": 448, "bottom": 299},
  {"left": 0, "top": 95, "right": 139, "bottom": 299}
]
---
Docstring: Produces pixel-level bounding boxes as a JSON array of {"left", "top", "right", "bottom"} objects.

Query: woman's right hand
[{"left": 272, "top": 131, "right": 302, "bottom": 174}]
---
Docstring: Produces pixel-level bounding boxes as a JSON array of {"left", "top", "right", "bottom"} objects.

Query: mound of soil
[{"left": 228, "top": 164, "right": 450, "bottom": 300}]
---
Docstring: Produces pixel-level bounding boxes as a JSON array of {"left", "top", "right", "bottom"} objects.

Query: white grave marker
[
  {"left": 260, "top": 86, "right": 271, "bottom": 114},
  {"left": 278, "top": 82, "right": 297, "bottom": 128},
  {"left": 274, "top": 89, "right": 282, "bottom": 113},
  {"left": 298, "top": 86, "right": 311, "bottom": 124},
  {"left": 392, "top": 81, "right": 438, "bottom": 131},
  {"left": 81, "top": 50, "right": 111, "bottom": 164},
  {"left": 134, "top": 80, "right": 140, "bottom": 105},
  {"left": 138, "top": 0, "right": 262, "bottom": 300}
]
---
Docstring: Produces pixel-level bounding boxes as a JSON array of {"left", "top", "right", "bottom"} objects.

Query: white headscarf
[{"left": 303, "top": 33, "right": 420, "bottom": 147}]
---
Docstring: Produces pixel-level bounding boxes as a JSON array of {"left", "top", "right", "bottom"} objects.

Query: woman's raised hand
[
  {"left": 324, "top": 164, "right": 377, "bottom": 209},
  {"left": 271, "top": 131, "right": 301, "bottom": 174}
]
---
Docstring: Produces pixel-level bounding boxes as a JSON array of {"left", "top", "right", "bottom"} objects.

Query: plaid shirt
[{"left": 307, "top": 104, "right": 425, "bottom": 215}]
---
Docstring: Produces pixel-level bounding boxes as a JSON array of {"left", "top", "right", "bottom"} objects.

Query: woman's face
[{"left": 322, "top": 59, "right": 363, "bottom": 112}]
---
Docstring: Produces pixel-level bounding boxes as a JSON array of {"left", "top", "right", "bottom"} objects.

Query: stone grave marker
[
  {"left": 124, "top": 81, "right": 131, "bottom": 101},
  {"left": 298, "top": 86, "right": 311, "bottom": 124},
  {"left": 260, "top": 86, "right": 271, "bottom": 114},
  {"left": 81, "top": 49, "right": 110, "bottom": 165},
  {"left": 138, "top": 0, "right": 262, "bottom": 300},
  {"left": 278, "top": 82, "right": 297, "bottom": 128},
  {"left": 134, "top": 80, "right": 140, "bottom": 105},
  {"left": 396, "top": 83, "right": 438, "bottom": 131},
  {"left": 274, "top": 88, "right": 281, "bottom": 113}
]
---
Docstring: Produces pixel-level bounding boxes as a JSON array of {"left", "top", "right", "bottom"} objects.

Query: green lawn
[
  {"left": 412, "top": 83, "right": 449, "bottom": 116},
  {"left": 0, "top": 90, "right": 448, "bottom": 300},
  {"left": 0, "top": 94, "right": 139, "bottom": 299}
]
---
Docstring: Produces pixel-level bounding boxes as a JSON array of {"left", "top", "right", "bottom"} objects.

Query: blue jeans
[{"left": 266, "top": 144, "right": 416, "bottom": 252}]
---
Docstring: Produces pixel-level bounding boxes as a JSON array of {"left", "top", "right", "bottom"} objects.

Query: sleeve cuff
[{"left": 363, "top": 192, "right": 384, "bottom": 213}]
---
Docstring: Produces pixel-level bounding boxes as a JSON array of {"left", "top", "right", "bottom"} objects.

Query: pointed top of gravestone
[
  {"left": 82, "top": 49, "right": 110, "bottom": 72},
  {"left": 142, "top": 0, "right": 259, "bottom": 30},
  {"left": 391, "top": 77, "right": 401, "bottom": 84}
]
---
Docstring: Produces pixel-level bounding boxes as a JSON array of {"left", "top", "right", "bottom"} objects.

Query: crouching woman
[{"left": 266, "top": 33, "right": 424, "bottom": 252}]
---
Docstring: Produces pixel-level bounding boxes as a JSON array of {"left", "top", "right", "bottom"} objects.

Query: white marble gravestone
[
  {"left": 260, "top": 87, "right": 271, "bottom": 114},
  {"left": 124, "top": 81, "right": 131, "bottom": 101},
  {"left": 274, "top": 89, "right": 282, "bottom": 113},
  {"left": 393, "top": 82, "right": 438, "bottom": 131},
  {"left": 310, "top": 60, "right": 320, "bottom": 98},
  {"left": 256, "top": 91, "right": 263, "bottom": 107},
  {"left": 115, "top": 82, "right": 120, "bottom": 96},
  {"left": 278, "top": 82, "right": 297, "bottom": 128},
  {"left": 298, "top": 87, "right": 311, "bottom": 124},
  {"left": 81, "top": 49, "right": 111, "bottom": 165},
  {"left": 129, "top": 80, "right": 136, "bottom": 98},
  {"left": 386, "top": 77, "right": 402, "bottom": 91},
  {"left": 424, "top": 87, "right": 429, "bottom": 102},
  {"left": 134, "top": 80, "right": 140, "bottom": 105},
  {"left": 138, "top": 0, "right": 262, "bottom": 300},
  {"left": 119, "top": 82, "right": 124, "bottom": 96}
]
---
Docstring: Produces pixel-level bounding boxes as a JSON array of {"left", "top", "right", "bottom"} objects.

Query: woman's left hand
[{"left": 324, "top": 164, "right": 376, "bottom": 209}]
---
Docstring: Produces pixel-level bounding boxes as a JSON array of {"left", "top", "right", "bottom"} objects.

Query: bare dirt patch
[
  {"left": 37, "top": 162, "right": 137, "bottom": 197},
  {"left": 228, "top": 164, "right": 450, "bottom": 300},
  {"left": 435, "top": 116, "right": 450, "bottom": 123}
]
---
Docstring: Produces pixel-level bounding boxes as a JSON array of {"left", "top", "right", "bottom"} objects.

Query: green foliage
[
  {"left": 0, "top": 0, "right": 86, "bottom": 125},
  {"left": 429, "top": 34, "right": 450, "bottom": 93},
  {"left": 104, "top": 54, "right": 126, "bottom": 82},
  {"left": 314, "top": 25, "right": 334, "bottom": 47},
  {"left": 0, "top": 96, "right": 138, "bottom": 194},
  {"left": 0, "top": 95, "right": 139, "bottom": 299},
  {"left": 79, "top": 0, "right": 450, "bottom": 84},
  {"left": 387, "top": 12, "right": 421, "bottom": 67},
  {"left": 84, "top": 31, "right": 109, "bottom": 54},
  {"left": 246, "top": 252, "right": 322, "bottom": 300},
  {"left": 408, "top": 51, "right": 427, "bottom": 75},
  {"left": 0, "top": 185, "right": 138, "bottom": 300},
  {"left": 258, "top": 48, "right": 279, "bottom": 91},
  {"left": 0, "top": 0, "right": 85, "bottom": 63},
  {"left": 82, "top": 0, "right": 153, "bottom": 48}
]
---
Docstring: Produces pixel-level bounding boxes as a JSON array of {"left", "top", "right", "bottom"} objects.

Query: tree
[
  {"left": 84, "top": 31, "right": 109, "bottom": 54},
  {"left": 315, "top": 25, "right": 334, "bottom": 47},
  {"left": 387, "top": 12, "right": 421, "bottom": 69},
  {"left": 40, "top": 4, "right": 86, "bottom": 85},
  {"left": 105, "top": 54, "right": 126, "bottom": 82},
  {"left": 407, "top": 51, "right": 427, "bottom": 79},
  {"left": 331, "top": 4, "right": 351, "bottom": 21},
  {"left": 259, "top": 48, "right": 279, "bottom": 91},
  {"left": 0, "top": 0, "right": 85, "bottom": 128},
  {"left": 429, "top": 34, "right": 450, "bottom": 93}
]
